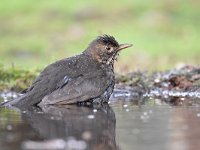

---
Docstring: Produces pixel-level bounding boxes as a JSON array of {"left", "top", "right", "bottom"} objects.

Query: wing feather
[{"left": 39, "top": 70, "right": 112, "bottom": 105}]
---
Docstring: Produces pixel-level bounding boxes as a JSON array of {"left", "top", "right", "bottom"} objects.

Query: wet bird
[{"left": 3, "top": 35, "right": 132, "bottom": 108}]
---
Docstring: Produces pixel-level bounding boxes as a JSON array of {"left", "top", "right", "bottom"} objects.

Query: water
[{"left": 0, "top": 91, "right": 200, "bottom": 150}]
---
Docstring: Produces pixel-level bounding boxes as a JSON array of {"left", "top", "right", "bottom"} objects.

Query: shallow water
[{"left": 0, "top": 91, "right": 200, "bottom": 150}]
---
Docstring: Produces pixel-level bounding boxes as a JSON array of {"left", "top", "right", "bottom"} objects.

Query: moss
[{"left": 0, "top": 65, "right": 39, "bottom": 92}]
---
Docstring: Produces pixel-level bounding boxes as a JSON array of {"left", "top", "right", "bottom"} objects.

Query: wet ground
[
  {"left": 0, "top": 90, "right": 200, "bottom": 150},
  {"left": 0, "top": 66, "right": 199, "bottom": 150}
]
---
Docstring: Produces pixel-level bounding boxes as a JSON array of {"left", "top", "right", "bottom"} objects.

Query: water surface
[{"left": 0, "top": 92, "right": 200, "bottom": 150}]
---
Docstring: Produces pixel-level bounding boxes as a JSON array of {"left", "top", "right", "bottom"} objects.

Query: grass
[{"left": 0, "top": 0, "right": 199, "bottom": 73}]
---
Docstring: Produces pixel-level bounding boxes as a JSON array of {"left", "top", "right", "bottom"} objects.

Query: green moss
[{"left": 0, "top": 65, "right": 39, "bottom": 91}]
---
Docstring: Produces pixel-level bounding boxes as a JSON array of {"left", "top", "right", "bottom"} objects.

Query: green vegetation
[
  {"left": 0, "top": 65, "right": 38, "bottom": 91},
  {"left": 0, "top": 0, "right": 199, "bottom": 73}
]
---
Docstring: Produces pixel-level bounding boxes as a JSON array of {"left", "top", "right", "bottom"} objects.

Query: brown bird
[{"left": 2, "top": 35, "right": 132, "bottom": 108}]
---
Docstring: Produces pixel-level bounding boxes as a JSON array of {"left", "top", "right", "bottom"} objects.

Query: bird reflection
[{"left": 21, "top": 104, "right": 118, "bottom": 150}]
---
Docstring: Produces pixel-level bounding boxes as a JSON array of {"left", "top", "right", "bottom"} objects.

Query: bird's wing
[
  {"left": 20, "top": 57, "right": 86, "bottom": 105},
  {"left": 39, "top": 70, "right": 112, "bottom": 105},
  {"left": 56, "top": 75, "right": 72, "bottom": 89}
]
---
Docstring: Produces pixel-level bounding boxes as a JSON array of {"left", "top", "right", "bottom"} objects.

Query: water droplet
[
  {"left": 22, "top": 111, "right": 26, "bottom": 113},
  {"left": 13, "top": 94, "right": 17, "bottom": 98},
  {"left": 154, "top": 78, "right": 160, "bottom": 83},
  {"left": 143, "top": 112, "right": 148, "bottom": 116},
  {"left": 197, "top": 113, "right": 200, "bottom": 117},
  {"left": 126, "top": 109, "right": 130, "bottom": 112},
  {"left": 93, "top": 109, "right": 97, "bottom": 113},
  {"left": 87, "top": 115, "right": 95, "bottom": 119},
  {"left": 140, "top": 115, "right": 144, "bottom": 120},
  {"left": 82, "top": 131, "right": 92, "bottom": 140},
  {"left": 123, "top": 104, "right": 128, "bottom": 108}
]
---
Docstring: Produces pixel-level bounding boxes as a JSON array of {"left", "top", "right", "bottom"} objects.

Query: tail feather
[{"left": 0, "top": 96, "right": 25, "bottom": 108}]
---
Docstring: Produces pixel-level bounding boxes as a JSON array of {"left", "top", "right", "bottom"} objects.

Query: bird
[{"left": 2, "top": 35, "right": 132, "bottom": 108}]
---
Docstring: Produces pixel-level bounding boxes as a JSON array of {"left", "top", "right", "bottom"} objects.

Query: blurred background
[{"left": 0, "top": 0, "right": 199, "bottom": 73}]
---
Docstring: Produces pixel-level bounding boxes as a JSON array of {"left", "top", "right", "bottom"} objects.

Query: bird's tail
[{"left": 0, "top": 96, "right": 25, "bottom": 108}]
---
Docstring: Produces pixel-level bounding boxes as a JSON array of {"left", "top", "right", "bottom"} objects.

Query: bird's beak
[{"left": 117, "top": 44, "right": 133, "bottom": 51}]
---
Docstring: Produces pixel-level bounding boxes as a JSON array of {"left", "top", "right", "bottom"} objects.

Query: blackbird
[{"left": 3, "top": 35, "right": 132, "bottom": 108}]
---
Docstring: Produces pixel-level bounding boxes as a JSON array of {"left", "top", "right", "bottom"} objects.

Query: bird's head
[{"left": 84, "top": 35, "right": 132, "bottom": 65}]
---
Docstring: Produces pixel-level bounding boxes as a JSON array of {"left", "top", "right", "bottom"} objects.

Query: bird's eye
[{"left": 106, "top": 46, "right": 111, "bottom": 50}]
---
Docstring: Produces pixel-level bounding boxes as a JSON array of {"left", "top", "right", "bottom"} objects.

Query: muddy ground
[
  {"left": 115, "top": 65, "right": 200, "bottom": 105},
  {"left": 0, "top": 65, "right": 199, "bottom": 105}
]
